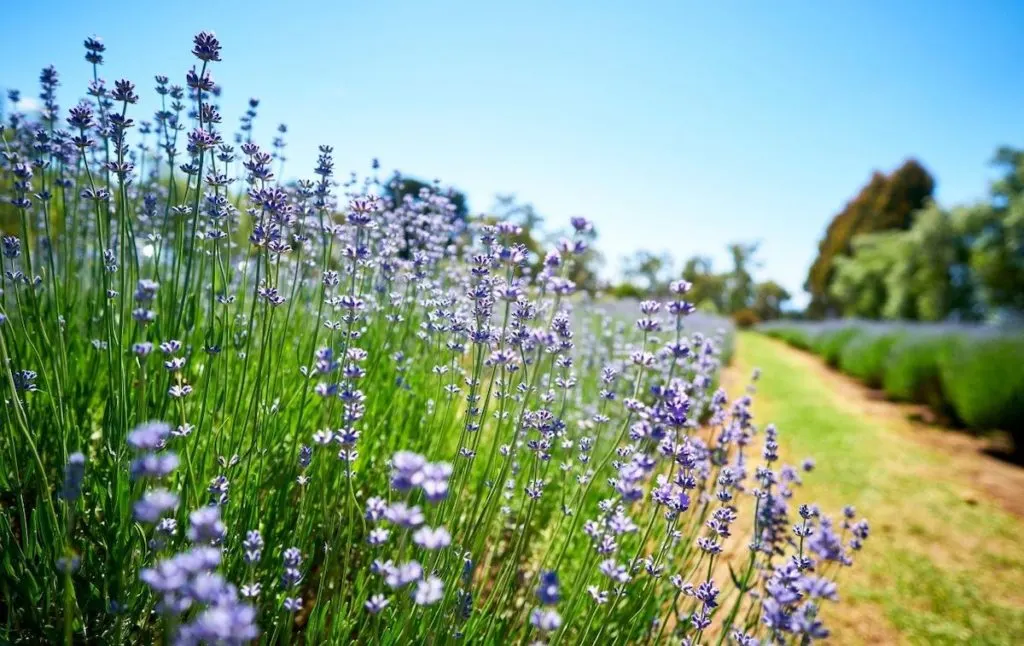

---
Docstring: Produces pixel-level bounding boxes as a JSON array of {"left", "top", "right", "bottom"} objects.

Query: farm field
[
  {"left": 3, "top": 5, "right": 1024, "bottom": 644},
  {"left": 733, "top": 332, "right": 1024, "bottom": 644}
]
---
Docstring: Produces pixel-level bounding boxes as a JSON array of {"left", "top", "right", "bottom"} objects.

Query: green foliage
[
  {"left": 814, "top": 327, "right": 863, "bottom": 368},
  {"left": 385, "top": 174, "right": 469, "bottom": 222},
  {"left": 615, "top": 243, "right": 790, "bottom": 323},
  {"left": 731, "top": 308, "right": 760, "bottom": 329},
  {"left": 724, "top": 242, "right": 760, "bottom": 314},
  {"left": 760, "top": 321, "right": 1024, "bottom": 451},
  {"left": 938, "top": 336, "right": 1024, "bottom": 445},
  {"left": 752, "top": 280, "right": 791, "bottom": 321},
  {"left": 838, "top": 331, "right": 902, "bottom": 388},
  {"left": 829, "top": 232, "right": 906, "bottom": 319},
  {"left": 815, "top": 146, "right": 1024, "bottom": 323},
  {"left": 681, "top": 255, "right": 727, "bottom": 312},
  {"left": 961, "top": 148, "right": 1024, "bottom": 313},
  {"left": 882, "top": 335, "right": 952, "bottom": 416},
  {"left": 621, "top": 249, "right": 673, "bottom": 294},
  {"left": 606, "top": 282, "right": 645, "bottom": 300},
  {"left": 806, "top": 160, "right": 935, "bottom": 317}
]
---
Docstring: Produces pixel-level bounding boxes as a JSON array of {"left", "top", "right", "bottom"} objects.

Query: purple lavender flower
[
  {"left": 530, "top": 608, "right": 563, "bottom": 632},
  {"left": 536, "top": 570, "right": 560, "bottom": 605},
  {"left": 412, "top": 575, "right": 443, "bottom": 605},
  {"left": 390, "top": 451, "right": 426, "bottom": 490},
  {"left": 130, "top": 453, "right": 179, "bottom": 480},
  {"left": 242, "top": 531, "right": 263, "bottom": 564},
  {"left": 384, "top": 561, "right": 422, "bottom": 589},
  {"left": 60, "top": 452, "right": 86, "bottom": 501},
  {"left": 134, "top": 489, "right": 179, "bottom": 523},
  {"left": 365, "top": 594, "right": 390, "bottom": 614},
  {"left": 128, "top": 421, "right": 171, "bottom": 451},
  {"left": 192, "top": 31, "right": 222, "bottom": 62},
  {"left": 412, "top": 526, "right": 451, "bottom": 550},
  {"left": 384, "top": 502, "right": 425, "bottom": 528},
  {"left": 187, "top": 506, "right": 226, "bottom": 544}
]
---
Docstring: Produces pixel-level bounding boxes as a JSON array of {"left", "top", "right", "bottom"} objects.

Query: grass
[{"left": 734, "top": 332, "right": 1024, "bottom": 645}]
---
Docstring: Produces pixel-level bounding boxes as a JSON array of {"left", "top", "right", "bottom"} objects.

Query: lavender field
[
  {"left": 758, "top": 319, "right": 1024, "bottom": 454},
  {"left": 0, "top": 32, "right": 871, "bottom": 645}
]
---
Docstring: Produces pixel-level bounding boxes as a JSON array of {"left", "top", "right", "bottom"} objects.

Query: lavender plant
[{"left": 0, "top": 32, "right": 868, "bottom": 645}]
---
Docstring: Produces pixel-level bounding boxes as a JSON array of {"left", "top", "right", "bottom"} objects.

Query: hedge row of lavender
[
  {"left": 759, "top": 320, "right": 1024, "bottom": 450},
  {"left": 1, "top": 32, "right": 869, "bottom": 645}
]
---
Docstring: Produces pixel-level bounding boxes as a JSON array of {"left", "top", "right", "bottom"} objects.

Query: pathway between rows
[{"left": 727, "top": 332, "right": 1024, "bottom": 645}]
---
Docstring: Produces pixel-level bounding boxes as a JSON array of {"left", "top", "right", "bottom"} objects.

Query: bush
[
  {"left": 838, "top": 332, "right": 902, "bottom": 388},
  {"left": 732, "top": 308, "right": 760, "bottom": 329},
  {"left": 882, "top": 335, "right": 952, "bottom": 416},
  {"left": 939, "top": 336, "right": 1024, "bottom": 448},
  {"left": 815, "top": 327, "right": 863, "bottom": 368}
]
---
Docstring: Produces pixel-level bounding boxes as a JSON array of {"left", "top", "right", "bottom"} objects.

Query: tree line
[{"left": 807, "top": 147, "right": 1024, "bottom": 323}]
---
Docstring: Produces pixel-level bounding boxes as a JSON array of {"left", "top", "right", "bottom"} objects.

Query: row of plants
[
  {"left": 1, "top": 32, "right": 867, "bottom": 644},
  {"left": 759, "top": 320, "right": 1024, "bottom": 453}
]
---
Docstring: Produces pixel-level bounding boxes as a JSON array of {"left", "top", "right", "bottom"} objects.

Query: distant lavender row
[{"left": 759, "top": 320, "right": 1024, "bottom": 452}]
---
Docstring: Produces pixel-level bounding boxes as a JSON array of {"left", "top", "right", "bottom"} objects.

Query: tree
[
  {"left": 805, "top": 159, "right": 935, "bottom": 317},
  {"left": 962, "top": 148, "right": 1024, "bottom": 314},
  {"left": 725, "top": 242, "right": 761, "bottom": 314},
  {"left": 828, "top": 232, "right": 904, "bottom": 319},
  {"left": 883, "top": 202, "right": 978, "bottom": 321},
  {"left": 622, "top": 250, "right": 673, "bottom": 295},
  {"left": 681, "top": 256, "right": 727, "bottom": 313},
  {"left": 385, "top": 175, "right": 469, "bottom": 222},
  {"left": 753, "top": 280, "right": 792, "bottom": 321}
]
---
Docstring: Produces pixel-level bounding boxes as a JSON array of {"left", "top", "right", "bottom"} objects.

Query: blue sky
[{"left": 3, "top": 1, "right": 1023, "bottom": 305}]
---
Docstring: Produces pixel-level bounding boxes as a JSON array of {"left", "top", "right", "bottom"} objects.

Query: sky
[{"left": 3, "top": 1, "right": 1023, "bottom": 306}]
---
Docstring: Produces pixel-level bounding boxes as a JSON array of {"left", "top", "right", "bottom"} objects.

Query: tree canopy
[{"left": 805, "top": 159, "right": 935, "bottom": 317}]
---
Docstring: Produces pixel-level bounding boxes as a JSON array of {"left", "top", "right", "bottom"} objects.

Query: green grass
[{"left": 736, "top": 332, "right": 1024, "bottom": 645}]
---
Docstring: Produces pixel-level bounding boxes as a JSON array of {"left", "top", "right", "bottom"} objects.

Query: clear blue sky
[{"left": 3, "top": 1, "right": 1023, "bottom": 306}]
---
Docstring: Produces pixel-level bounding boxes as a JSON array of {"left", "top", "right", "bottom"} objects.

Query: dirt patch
[{"left": 755, "top": 338, "right": 1024, "bottom": 520}]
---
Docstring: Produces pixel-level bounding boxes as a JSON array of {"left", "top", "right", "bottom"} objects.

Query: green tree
[
  {"left": 622, "top": 250, "right": 673, "bottom": 295},
  {"left": 805, "top": 159, "right": 935, "bottom": 317},
  {"left": 883, "top": 202, "right": 977, "bottom": 321},
  {"left": 829, "top": 232, "right": 905, "bottom": 319},
  {"left": 385, "top": 175, "right": 469, "bottom": 222},
  {"left": 752, "top": 280, "right": 792, "bottom": 321},
  {"left": 725, "top": 242, "right": 760, "bottom": 314},
  {"left": 962, "top": 147, "right": 1024, "bottom": 313},
  {"left": 681, "top": 256, "right": 727, "bottom": 313}
]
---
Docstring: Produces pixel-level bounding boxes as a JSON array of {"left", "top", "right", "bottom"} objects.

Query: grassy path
[{"left": 733, "top": 332, "right": 1024, "bottom": 645}]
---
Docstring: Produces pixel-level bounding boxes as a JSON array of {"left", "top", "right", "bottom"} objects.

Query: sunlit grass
[{"left": 736, "top": 332, "right": 1024, "bottom": 645}]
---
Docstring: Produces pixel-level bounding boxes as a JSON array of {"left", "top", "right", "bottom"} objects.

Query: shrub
[
  {"left": 731, "top": 308, "right": 760, "bottom": 329},
  {"left": 838, "top": 332, "right": 903, "bottom": 388},
  {"left": 939, "top": 336, "right": 1024, "bottom": 448},
  {"left": 882, "top": 335, "right": 952, "bottom": 417},
  {"left": 815, "top": 327, "right": 863, "bottom": 367}
]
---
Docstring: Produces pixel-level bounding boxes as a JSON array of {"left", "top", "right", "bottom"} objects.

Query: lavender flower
[
  {"left": 60, "top": 452, "right": 86, "bottom": 501},
  {"left": 412, "top": 575, "right": 443, "bottom": 605}
]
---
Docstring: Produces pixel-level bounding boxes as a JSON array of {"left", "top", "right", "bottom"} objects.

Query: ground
[{"left": 729, "top": 332, "right": 1024, "bottom": 645}]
